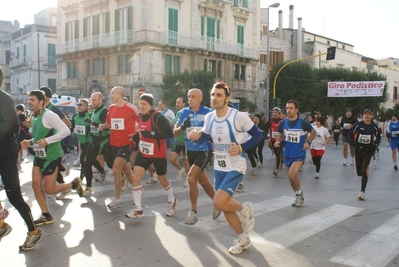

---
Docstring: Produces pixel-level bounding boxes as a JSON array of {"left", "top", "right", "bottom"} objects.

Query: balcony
[
  {"left": 231, "top": 0, "right": 253, "bottom": 18},
  {"left": 81, "top": 0, "right": 109, "bottom": 11},
  {"left": 58, "top": 29, "right": 258, "bottom": 60},
  {"left": 200, "top": 0, "right": 232, "bottom": 8}
]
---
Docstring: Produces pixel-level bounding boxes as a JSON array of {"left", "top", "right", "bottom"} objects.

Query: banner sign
[{"left": 327, "top": 81, "right": 385, "bottom": 97}]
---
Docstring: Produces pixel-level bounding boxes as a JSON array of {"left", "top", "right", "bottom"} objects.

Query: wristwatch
[{"left": 306, "top": 140, "right": 311, "bottom": 144}]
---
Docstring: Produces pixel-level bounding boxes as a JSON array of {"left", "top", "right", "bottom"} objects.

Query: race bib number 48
[
  {"left": 214, "top": 153, "right": 232, "bottom": 169},
  {"left": 111, "top": 118, "right": 125, "bottom": 130}
]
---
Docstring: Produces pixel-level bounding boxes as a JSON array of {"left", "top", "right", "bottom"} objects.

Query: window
[
  {"left": 234, "top": 0, "right": 248, "bottom": 8},
  {"left": 168, "top": 8, "right": 178, "bottom": 45},
  {"left": 216, "top": 20, "right": 220, "bottom": 39},
  {"left": 165, "top": 54, "right": 172, "bottom": 74},
  {"left": 73, "top": 61, "right": 78, "bottom": 78},
  {"left": 217, "top": 61, "right": 222, "bottom": 78},
  {"left": 270, "top": 51, "right": 284, "bottom": 66},
  {"left": 118, "top": 55, "right": 124, "bottom": 74},
  {"left": 125, "top": 54, "right": 131, "bottom": 73},
  {"left": 102, "top": 57, "right": 106, "bottom": 75},
  {"left": 92, "top": 14, "right": 100, "bottom": 36},
  {"left": 47, "top": 44, "right": 56, "bottom": 66},
  {"left": 240, "top": 65, "right": 246, "bottom": 80},
  {"left": 104, "top": 12, "right": 110, "bottom": 34},
  {"left": 210, "top": 60, "right": 216, "bottom": 72},
  {"left": 65, "top": 20, "right": 79, "bottom": 41},
  {"left": 237, "top": 25, "right": 244, "bottom": 45},
  {"left": 342, "top": 44, "right": 346, "bottom": 50},
  {"left": 173, "top": 56, "right": 180, "bottom": 74},
  {"left": 67, "top": 62, "right": 72, "bottom": 78},
  {"left": 394, "top": 86, "right": 398, "bottom": 100},
  {"left": 115, "top": 6, "right": 132, "bottom": 32},
  {"left": 234, "top": 64, "right": 240, "bottom": 80},
  {"left": 68, "top": 61, "right": 78, "bottom": 78},
  {"left": 48, "top": 79, "right": 56, "bottom": 92},
  {"left": 327, "top": 40, "right": 330, "bottom": 45},
  {"left": 201, "top": 16, "right": 205, "bottom": 36},
  {"left": 23, "top": 44, "right": 26, "bottom": 63},
  {"left": 86, "top": 59, "right": 91, "bottom": 76},
  {"left": 16, "top": 47, "right": 19, "bottom": 58},
  {"left": 203, "top": 59, "right": 208, "bottom": 72},
  {"left": 5, "top": 50, "right": 10, "bottom": 64},
  {"left": 93, "top": 58, "right": 101, "bottom": 76},
  {"left": 83, "top": 17, "right": 90, "bottom": 38}
]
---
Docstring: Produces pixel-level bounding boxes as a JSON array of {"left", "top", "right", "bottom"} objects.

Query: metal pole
[
  {"left": 265, "top": 3, "right": 280, "bottom": 121},
  {"left": 37, "top": 34, "right": 40, "bottom": 88}
]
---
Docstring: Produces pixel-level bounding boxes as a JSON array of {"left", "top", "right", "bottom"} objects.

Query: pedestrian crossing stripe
[
  {"left": 258, "top": 204, "right": 363, "bottom": 248},
  {"left": 330, "top": 214, "right": 399, "bottom": 267}
]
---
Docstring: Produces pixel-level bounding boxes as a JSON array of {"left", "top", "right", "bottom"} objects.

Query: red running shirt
[{"left": 106, "top": 102, "right": 139, "bottom": 147}]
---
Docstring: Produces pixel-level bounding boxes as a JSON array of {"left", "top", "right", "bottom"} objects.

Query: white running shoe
[
  {"left": 166, "top": 198, "right": 178, "bottom": 217},
  {"left": 240, "top": 202, "right": 255, "bottom": 233},
  {"left": 184, "top": 210, "right": 198, "bottom": 225},
  {"left": 358, "top": 191, "right": 365, "bottom": 201},
  {"left": 228, "top": 236, "right": 251, "bottom": 255},
  {"left": 212, "top": 207, "right": 221, "bottom": 219},
  {"left": 147, "top": 174, "right": 158, "bottom": 184},
  {"left": 292, "top": 191, "right": 305, "bottom": 207},
  {"left": 176, "top": 168, "right": 186, "bottom": 181},
  {"left": 343, "top": 160, "right": 348, "bottom": 166},
  {"left": 125, "top": 208, "right": 144, "bottom": 219},
  {"left": 183, "top": 178, "right": 189, "bottom": 188},
  {"left": 236, "top": 182, "right": 244, "bottom": 193},
  {"left": 107, "top": 198, "right": 122, "bottom": 209},
  {"left": 251, "top": 168, "right": 256, "bottom": 175},
  {"left": 56, "top": 189, "right": 72, "bottom": 200}
]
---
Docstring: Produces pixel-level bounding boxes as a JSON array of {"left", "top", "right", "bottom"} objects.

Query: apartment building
[
  {"left": 57, "top": 0, "right": 260, "bottom": 105},
  {"left": 9, "top": 8, "right": 58, "bottom": 104}
]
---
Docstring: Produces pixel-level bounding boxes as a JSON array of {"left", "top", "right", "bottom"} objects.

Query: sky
[{"left": 1, "top": 0, "right": 398, "bottom": 60}]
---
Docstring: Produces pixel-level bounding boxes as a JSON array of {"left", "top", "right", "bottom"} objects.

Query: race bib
[
  {"left": 33, "top": 144, "right": 46, "bottom": 157},
  {"left": 186, "top": 126, "right": 202, "bottom": 137},
  {"left": 75, "top": 125, "right": 85, "bottom": 135},
  {"left": 316, "top": 132, "right": 322, "bottom": 139},
  {"left": 343, "top": 123, "right": 351, "bottom": 129},
  {"left": 286, "top": 130, "right": 300, "bottom": 143},
  {"left": 139, "top": 141, "right": 154, "bottom": 155},
  {"left": 214, "top": 152, "right": 232, "bottom": 169},
  {"left": 392, "top": 131, "right": 399, "bottom": 137},
  {"left": 334, "top": 129, "right": 340, "bottom": 133},
  {"left": 272, "top": 132, "right": 279, "bottom": 138},
  {"left": 90, "top": 125, "right": 99, "bottom": 133},
  {"left": 111, "top": 118, "right": 125, "bottom": 130},
  {"left": 358, "top": 134, "right": 371, "bottom": 144}
]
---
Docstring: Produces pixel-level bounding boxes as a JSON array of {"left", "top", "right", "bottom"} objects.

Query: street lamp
[
  {"left": 37, "top": 34, "right": 40, "bottom": 88},
  {"left": 265, "top": 2, "right": 280, "bottom": 121}
]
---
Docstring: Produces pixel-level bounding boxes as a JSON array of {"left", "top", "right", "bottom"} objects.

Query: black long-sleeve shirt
[
  {"left": 348, "top": 120, "right": 381, "bottom": 149},
  {"left": 0, "top": 90, "right": 19, "bottom": 160}
]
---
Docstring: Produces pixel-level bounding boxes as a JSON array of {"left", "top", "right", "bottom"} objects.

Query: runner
[
  {"left": 125, "top": 93, "right": 177, "bottom": 218},
  {"left": 275, "top": 100, "right": 315, "bottom": 207},
  {"left": 170, "top": 97, "right": 190, "bottom": 182},
  {"left": 188, "top": 82, "right": 262, "bottom": 254},
  {"left": 20, "top": 90, "right": 84, "bottom": 226},
  {"left": 310, "top": 116, "right": 330, "bottom": 179},
  {"left": 174, "top": 88, "right": 218, "bottom": 225},
  {"left": 158, "top": 100, "right": 175, "bottom": 148},
  {"left": 0, "top": 68, "right": 44, "bottom": 250},
  {"left": 348, "top": 108, "right": 381, "bottom": 200},
  {"left": 99, "top": 86, "right": 139, "bottom": 209},
  {"left": 385, "top": 114, "right": 399, "bottom": 170},
  {"left": 332, "top": 120, "right": 341, "bottom": 148},
  {"left": 266, "top": 107, "right": 283, "bottom": 176},
  {"left": 340, "top": 108, "right": 358, "bottom": 166}
]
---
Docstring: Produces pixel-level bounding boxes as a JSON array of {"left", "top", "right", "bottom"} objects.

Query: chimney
[
  {"left": 278, "top": 10, "right": 283, "bottom": 38},
  {"left": 297, "top": 17, "right": 302, "bottom": 59},
  {"left": 289, "top": 5, "right": 294, "bottom": 29}
]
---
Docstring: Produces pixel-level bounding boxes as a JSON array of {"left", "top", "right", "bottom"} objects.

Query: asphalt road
[{"left": 1, "top": 141, "right": 399, "bottom": 267}]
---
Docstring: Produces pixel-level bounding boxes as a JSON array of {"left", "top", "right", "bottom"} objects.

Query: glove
[
  {"left": 84, "top": 117, "right": 92, "bottom": 123},
  {"left": 18, "top": 113, "right": 26, "bottom": 121},
  {"left": 180, "top": 117, "right": 191, "bottom": 131},
  {"left": 141, "top": 130, "right": 153, "bottom": 138}
]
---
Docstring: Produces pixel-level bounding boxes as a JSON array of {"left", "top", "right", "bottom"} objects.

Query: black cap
[
  {"left": 40, "top": 86, "right": 52, "bottom": 98},
  {"left": 362, "top": 108, "right": 374, "bottom": 115},
  {"left": 140, "top": 93, "right": 154, "bottom": 106}
]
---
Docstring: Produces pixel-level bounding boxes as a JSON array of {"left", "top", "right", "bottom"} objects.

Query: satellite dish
[{"left": 13, "top": 20, "right": 20, "bottom": 27}]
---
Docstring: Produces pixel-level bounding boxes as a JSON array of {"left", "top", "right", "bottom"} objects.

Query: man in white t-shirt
[{"left": 158, "top": 100, "right": 175, "bottom": 148}]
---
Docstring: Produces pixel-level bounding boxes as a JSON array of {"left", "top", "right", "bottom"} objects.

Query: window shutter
[
  {"left": 201, "top": 16, "right": 204, "bottom": 36},
  {"left": 83, "top": 17, "right": 88, "bottom": 37},
  {"left": 127, "top": 6, "right": 132, "bottom": 30},
  {"left": 105, "top": 12, "right": 110, "bottom": 33},
  {"left": 65, "top": 23, "right": 69, "bottom": 41},
  {"left": 74, "top": 20, "right": 79, "bottom": 39},
  {"left": 115, "top": 9, "right": 120, "bottom": 31},
  {"left": 216, "top": 20, "right": 220, "bottom": 39}
]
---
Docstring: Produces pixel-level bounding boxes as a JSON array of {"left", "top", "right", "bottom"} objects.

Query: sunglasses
[
  {"left": 76, "top": 104, "right": 83, "bottom": 106},
  {"left": 213, "top": 82, "right": 230, "bottom": 94}
]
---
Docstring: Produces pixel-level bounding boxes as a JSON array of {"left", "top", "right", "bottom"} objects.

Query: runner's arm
[{"left": 43, "top": 111, "right": 70, "bottom": 145}]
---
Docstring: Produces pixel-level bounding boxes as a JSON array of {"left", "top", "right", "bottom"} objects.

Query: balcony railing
[{"left": 58, "top": 29, "right": 258, "bottom": 59}]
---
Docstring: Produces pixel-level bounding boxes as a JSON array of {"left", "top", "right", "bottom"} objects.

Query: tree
[
  {"left": 161, "top": 70, "right": 216, "bottom": 109},
  {"left": 235, "top": 97, "right": 257, "bottom": 113},
  {"left": 270, "top": 62, "right": 388, "bottom": 120}
]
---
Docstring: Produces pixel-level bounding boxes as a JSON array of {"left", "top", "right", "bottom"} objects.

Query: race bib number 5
[
  {"left": 139, "top": 141, "right": 154, "bottom": 155},
  {"left": 111, "top": 118, "right": 125, "bottom": 130},
  {"left": 286, "top": 131, "right": 300, "bottom": 143}
]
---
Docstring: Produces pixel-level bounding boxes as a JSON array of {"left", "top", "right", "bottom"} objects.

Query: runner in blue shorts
[{"left": 386, "top": 114, "right": 399, "bottom": 170}]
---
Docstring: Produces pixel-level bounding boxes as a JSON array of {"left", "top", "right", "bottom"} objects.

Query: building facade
[{"left": 9, "top": 8, "right": 58, "bottom": 103}]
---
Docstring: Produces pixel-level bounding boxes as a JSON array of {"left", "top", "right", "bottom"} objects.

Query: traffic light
[
  {"left": 326, "top": 47, "right": 336, "bottom": 60},
  {"left": 275, "top": 97, "right": 281, "bottom": 107}
]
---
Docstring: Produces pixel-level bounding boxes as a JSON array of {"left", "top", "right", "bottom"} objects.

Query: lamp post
[{"left": 265, "top": 2, "right": 280, "bottom": 121}]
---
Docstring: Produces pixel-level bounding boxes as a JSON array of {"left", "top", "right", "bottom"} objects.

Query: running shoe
[
  {"left": 0, "top": 208, "right": 9, "bottom": 220},
  {"left": 72, "top": 160, "right": 80, "bottom": 167},
  {"left": 166, "top": 198, "right": 178, "bottom": 217},
  {"left": 228, "top": 236, "right": 251, "bottom": 255},
  {"left": 272, "top": 169, "right": 279, "bottom": 176},
  {"left": 107, "top": 198, "right": 122, "bottom": 209},
  {"left": 65, "top": 164, "right": 71, "bottom": 176},
  {"left": 258, "top": 162, "right": 263, "bottom": 168},
  {"left": 351, "top": 158, "right": 354, "bottom": 166},
  {"left": 146, "top": 174, "right": 158, "bottom": 184},
  {"left": 176, "top": 168, "right": 186, "bottom": 181},
  {"left": 125, "top": 208, "right": 144, "bottom": 219},
  {"left": 212, "top": 207, "right": 221, "bottom": 219},
  {"left": 95, "top": 170, "right": 108, "bottom": 184},
  {"left": 358, "top": 191, "right": 365, "bottom": 201},
  {"left": 343, "top": 161, "right": 348, "bottom": 166},
  {"left": 251, "top": 168, "right": 256, "bottom": 175},
  {"left": 0, "top": 223, "right": 12, "bottom": 240},
  {"left": 292, "top": 191, "right": 305, "bottom": 207},
  {"left": 240, "top": 202, "right": 255, "bottom": 233},
  {"left": 71, "top": 178, "right": 84, "bottom": 197},
  {"left": 315, "top": 173, "right": 319, "bottom": 179},
  {"left": 394, "top": 165, "right": 398, "bottom": 171},
  {"left": 236, "top": 182, "right": 244, "bottom": 193},
  {"left": 56, "top": 188, "right": 72, "bottom": 200},
  {"left": 34, "top": 214, "right": 53, "bottom": 226},
  {"left": 84, "top": 189, "right": 93, "bottom": 197},
  {"left": 121, "top": 174, "right": 128, "bottom": 191},
  {"left": 19, "top": 229, "right": 45, "bottom": 251},
  {"left": 183, "top": 178, "right": 189, "bottom": 188},
  {"left": 184, "top": 210, "right": 198, "bottom": 225}
]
